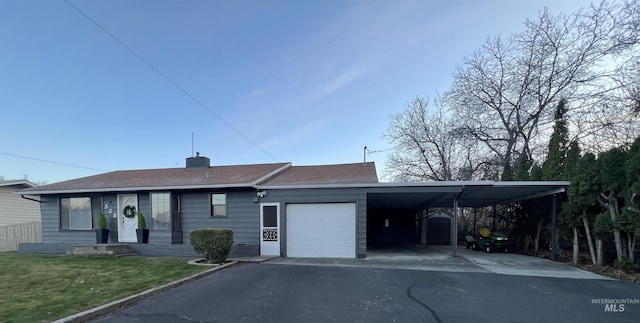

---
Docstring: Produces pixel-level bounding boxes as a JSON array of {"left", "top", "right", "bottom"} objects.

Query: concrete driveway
[
  {"left": 92, "top": 262, "right": 639, "bottom": 323},
  {"left": 268, "top": 245, "right": 611, "bottom": 280}
]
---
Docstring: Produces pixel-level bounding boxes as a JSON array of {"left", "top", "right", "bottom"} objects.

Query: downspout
[{"left": 21, "top": 195, "right": 41, "bottom": 203}]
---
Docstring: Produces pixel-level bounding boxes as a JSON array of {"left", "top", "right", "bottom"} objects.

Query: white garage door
[{"left": 286, "top": 203, "right": 356, "bottom": 258}]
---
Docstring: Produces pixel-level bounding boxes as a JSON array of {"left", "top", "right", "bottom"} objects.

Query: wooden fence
[{"left": 0, "top": 221, "right": 42, "bottom": 252}]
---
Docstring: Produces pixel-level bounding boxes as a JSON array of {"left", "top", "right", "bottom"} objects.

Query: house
[
  {"left": 0, "top": 180, "right": 42, "bottom": 251},
  {"left": 19, "top": 154, "right": 569, "bottom": 258}
]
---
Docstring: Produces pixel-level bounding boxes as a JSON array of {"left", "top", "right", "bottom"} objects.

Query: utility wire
[
  {"left": 63, "top": 0, "right": 279, "bottom": 162},
  {"left": 0, "top": 152, "right": 108, "bottom": 172}
]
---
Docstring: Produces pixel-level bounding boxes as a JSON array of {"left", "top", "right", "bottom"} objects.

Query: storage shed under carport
[{"left": 427, "top": 211, "right": 452, "bottom": 245}]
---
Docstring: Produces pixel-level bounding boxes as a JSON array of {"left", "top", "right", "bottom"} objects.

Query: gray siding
[
  {"left": 181, "top": 189, "right": 259, "bottom": 245},
  {"left": 260, "top": 187, "right": 368, "bottom": 258},
  {"left": 103, "top": 194, "right": 118, "bottom": 242},
  {"left": 41, "top": 195, "right": 95, "bottom": 244},
  {"left": 36, "top": 187, "right": 367, "bottom": 258},
  {"left": 40, "top": 190, "right": 261, "bottom": 247},
  {"left": 40, "top": 192, "right": 167, "bottom": 245}
]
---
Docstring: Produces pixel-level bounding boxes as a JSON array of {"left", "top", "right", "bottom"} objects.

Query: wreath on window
[{"left": 123, "top": 205, "right": 137, "bottom": 219}]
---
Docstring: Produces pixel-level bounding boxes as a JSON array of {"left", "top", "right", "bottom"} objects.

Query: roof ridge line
[{"left": 252, "top": 162, "right": 292, "bottom": 187}]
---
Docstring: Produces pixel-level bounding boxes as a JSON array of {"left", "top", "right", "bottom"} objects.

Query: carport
[{"left": 365, "top": 181, "right": 569, "bottom": 258}]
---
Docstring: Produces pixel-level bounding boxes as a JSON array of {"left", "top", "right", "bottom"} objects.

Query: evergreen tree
[
  {"left": 501, "top": 162, "right": 514, "bottom": 181},
  {"left": 542, "top": 99, "right": 568, "bottom": 180},
  {"left": 563, "top": 141, "right": 581, "bottom": 180},
  {"left": 597, "top": 147, "right": 628, "bottom": 261},
  {"left": 514, "top": 152, "right": 532, "bottom": 181},
  {"left": 560, "top": 141, "right": 583, "bottom": 265},
  {"left": 594, "top": 212, "right": 614, "bottom": 266},
  {"left": 530, "top": 163, "right": 542, "bottom": 181},
  {"left": 565, "top": 151, "right": 600, "bottom": 265},
  {"left": 620, "top": 136, "right": 640, "bottom": 262}
]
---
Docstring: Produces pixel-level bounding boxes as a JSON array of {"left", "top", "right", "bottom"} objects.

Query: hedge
[{"left": 189, "top": 228, "right": 234, "bottom": 263}]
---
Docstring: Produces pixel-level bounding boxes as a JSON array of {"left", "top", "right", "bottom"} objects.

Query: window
[
  {"left": 211, "top": 193, "right": 227, "bottom": 217},
  {"left": 151, "top": 193, "right": 170, "bottom": 230},
  {"left": 60, "top": 197, "right": 92, "bottom": 230}
]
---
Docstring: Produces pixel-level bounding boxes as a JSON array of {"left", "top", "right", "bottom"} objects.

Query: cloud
[{"left": 313, "top": 65, "right": 371, "bottom": 99}]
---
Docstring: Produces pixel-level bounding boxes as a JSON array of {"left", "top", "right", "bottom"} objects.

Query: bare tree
[
  {"left": 384, "top": 1, "right": 638, "bottom": 182},
  {"left": 384, "top": 97, "right": 482, "bottom": 181},
  {"left": 444, "top": 1, "right": 639, "bottom": 171}
]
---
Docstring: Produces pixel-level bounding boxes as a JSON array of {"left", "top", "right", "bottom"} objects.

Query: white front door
[
  {"left": 260, "top": 203, "right": 280, "bottom": 256},
  {"left": 118, "top": 194, "right": 138, "bottom": 243}
]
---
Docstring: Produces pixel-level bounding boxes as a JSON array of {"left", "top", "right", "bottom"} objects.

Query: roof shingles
[
  {"left": 21, "top": 163, "right": 290, "bottom": 193},
  {"left": 20, "top": 162, "right": 378, "bottom": 194},
  {"left": 258, "top": 162, "right": 378, "bottom": 186}
]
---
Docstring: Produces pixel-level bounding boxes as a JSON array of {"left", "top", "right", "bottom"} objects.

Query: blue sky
[{"left": 0, "top": 0, "right": 589, "bottom": 184}]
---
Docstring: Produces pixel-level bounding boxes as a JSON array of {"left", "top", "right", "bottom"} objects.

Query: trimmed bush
[
  {"left": 190, "top": 228, "right": 234, "bottom": 263},
  {"left": 137, "top": 211, "right": 147, "bottom": 229},
  {"left": 97, "top": 212, "right": 108, "bottom": 229}
]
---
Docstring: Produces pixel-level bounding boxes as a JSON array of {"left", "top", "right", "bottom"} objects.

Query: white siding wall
[
  {"left": 0, "top": 186, "right": 41, "bottom": 226},
  {"left": 0, "top": 221, "right": 42, "bottom": 251}
]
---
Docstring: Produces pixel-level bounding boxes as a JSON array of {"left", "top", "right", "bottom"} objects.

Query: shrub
[
  {"left": 97, "top": 212, "right": 108, "bottom": 229},
  {"left": 137, "top": 211, "right": 147, "bottom": 229},
  {"left": 190, "top": 228, "right": 233, "bottom": 263},
  {"left": 614, "top": 257, "right": 638, "bottom": 272}
]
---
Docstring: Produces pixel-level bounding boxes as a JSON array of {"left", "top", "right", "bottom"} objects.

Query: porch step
[{"left": 70, "top": 244, "right": 139, "bottom": 257}]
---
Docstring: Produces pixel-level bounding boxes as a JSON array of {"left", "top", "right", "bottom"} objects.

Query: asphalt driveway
[{"left": 92, "top": 262, "right": 639, "bottom": 323}]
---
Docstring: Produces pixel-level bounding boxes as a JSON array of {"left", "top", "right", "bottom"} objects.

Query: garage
[{"left": 286, "top": 203, "right": 356, "bottom": 258}]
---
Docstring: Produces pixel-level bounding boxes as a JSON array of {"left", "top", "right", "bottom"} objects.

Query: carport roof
[
  {"left": 260, "top": 181, "right": 569, "bottom": 208},
  {"left": 369, "top": 181, "right": 569, "bottom": 208}
]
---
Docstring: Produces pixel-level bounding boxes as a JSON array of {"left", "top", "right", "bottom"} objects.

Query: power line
[
  {"left": 63, "top": 0, "right": 279, "bottom": 162},
  {"left": 0, "top": 152, "right": 108, "bottom": 172}
]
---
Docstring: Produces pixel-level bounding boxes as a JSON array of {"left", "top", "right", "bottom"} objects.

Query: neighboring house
[
  {"left": 0, "top": 180, "right": 42, "bottom": 251},
  {"left": 19, "top": 154, "right": 569, "bottom": 258}
]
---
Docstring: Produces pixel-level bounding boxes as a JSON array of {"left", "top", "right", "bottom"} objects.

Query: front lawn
[{"left": 0, "top": 252, "right": 209, "bottom": 322}]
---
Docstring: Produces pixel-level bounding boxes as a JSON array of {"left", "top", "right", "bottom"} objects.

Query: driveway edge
[{"left": 52, "top": 261, "right": 238, "bottom": 323}]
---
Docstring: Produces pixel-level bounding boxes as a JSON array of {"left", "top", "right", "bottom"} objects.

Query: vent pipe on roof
[{"left": 186, "top": 152, "right": 210, "bottom": 169}]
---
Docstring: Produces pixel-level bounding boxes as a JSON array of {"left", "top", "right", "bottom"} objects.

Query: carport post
[
  {"left": 550, "top": 194, "right": 559, "bottom": 261},
  {"left": 473, "top": 208, "right": 477, "bottom": 236},
  {"left": 452, "top": 197, "right": 459, "bottom": 257},
  {"left": 424, "top": 207, "right": 429, "bottom": 248},
  {"left": 492, "top": 204, "right": 496, "bottom": 232}
]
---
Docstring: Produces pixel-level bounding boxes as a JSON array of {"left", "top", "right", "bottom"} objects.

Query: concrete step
[{"left": 70, "top": 244, "right": 139, "bottom": 257}]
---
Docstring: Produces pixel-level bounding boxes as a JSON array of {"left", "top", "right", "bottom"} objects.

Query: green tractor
[{"left": 473, "top": 228, "right": 510, "bottom": 253}]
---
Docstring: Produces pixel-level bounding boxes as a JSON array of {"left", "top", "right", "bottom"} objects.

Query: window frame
[
  {"left": 59, "top": 196, "right": 94, "bottom": 231},
  {"left": 151, "top": 192, "right": 171, "bottom": 231},
  {"left": 210, "top": 193, "right": 227, "bottom": 218}
]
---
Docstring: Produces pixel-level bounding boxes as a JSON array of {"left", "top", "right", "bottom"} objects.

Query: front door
[
  {"left": 260, "top": 203, "right": 280, "bottom": 256},
  {"left": 118, "top": 194, "right": 138, "bottom": 242}
]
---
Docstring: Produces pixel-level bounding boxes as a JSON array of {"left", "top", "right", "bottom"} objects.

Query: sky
[{"left": 0, "top": 0, "right": 591, "bottom": 184}]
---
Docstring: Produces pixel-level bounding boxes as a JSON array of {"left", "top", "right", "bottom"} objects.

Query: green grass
[{"left": 0, "top": 252, "right": 209, "bottom": 323}]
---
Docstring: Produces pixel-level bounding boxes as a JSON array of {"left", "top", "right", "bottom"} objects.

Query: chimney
[{"left": 186, "top": 152, "right": 210, "bottom": 169}]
